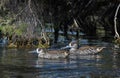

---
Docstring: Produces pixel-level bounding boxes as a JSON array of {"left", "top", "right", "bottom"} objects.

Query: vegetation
[{"left": 0, "top": 0, "right": 120, "bottom": 48}]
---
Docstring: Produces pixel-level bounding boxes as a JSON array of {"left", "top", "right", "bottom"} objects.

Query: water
[{"left": 0, "top": 39, "right": 120, "bottom": 78}]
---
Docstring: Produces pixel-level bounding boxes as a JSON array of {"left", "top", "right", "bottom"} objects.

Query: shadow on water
[{"left": 0, "top": 39, "right": 120, "bottom": 78}]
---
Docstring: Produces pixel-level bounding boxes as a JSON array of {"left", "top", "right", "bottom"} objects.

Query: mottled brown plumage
[
  {"left": 36, "top": 48, "right": 69, "bottom": 59},
  {"left": 62, "top": 41, "right": 105, "bottom": 55}
]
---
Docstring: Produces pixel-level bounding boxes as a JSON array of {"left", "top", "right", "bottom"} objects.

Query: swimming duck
[
  {"left": 36, "top": 48, "right": 69, "bottom": 59},
  {"left": 61, "top": 41, "right": 105, "bottom": 55}
]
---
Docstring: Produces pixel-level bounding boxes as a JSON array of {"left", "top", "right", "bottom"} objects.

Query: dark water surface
[{"left": 0, "top": 39, "right": 120, "bottom": 78}]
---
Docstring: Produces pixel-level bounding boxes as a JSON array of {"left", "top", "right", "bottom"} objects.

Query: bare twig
[
  {"left": 13, "top": 5, "right": 28, "bottom": 19},
  {"left": 114, "top": 3, "right": 120, "bottom": 38},
  {"left": 28, "top": 0, "right": 33, "bottom": 13}
]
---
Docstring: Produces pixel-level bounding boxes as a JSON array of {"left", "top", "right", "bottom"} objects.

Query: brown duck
[
  {"left": 36, "top": 48, "right": 69, "bottom": 59},
  {"left": 61, "top": 41, "right": 105, "bottom": 55}
]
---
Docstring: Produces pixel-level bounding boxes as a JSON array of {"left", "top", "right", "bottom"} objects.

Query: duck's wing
[
  {"left": 78, "top": 45, "right": 97, "bottom": 50},
  {"left": 77, "top": 46, "right": 101, "bottom": 55},
  {"left": 44, "top": 50, "right": 69, "bottom": 59},
  {"left": 46, "top": 50, "right": 67, "bottom": 54}
]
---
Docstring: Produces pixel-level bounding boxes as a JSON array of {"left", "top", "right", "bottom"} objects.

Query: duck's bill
[
  {"left": 61, "top": 45, "right": 71, "bottom": 49},
  {"left": 28, "top": 50, "right": 37, "bottom": 53}
]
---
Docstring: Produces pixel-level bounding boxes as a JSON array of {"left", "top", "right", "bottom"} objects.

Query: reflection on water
[{"left": 0, "top": 40, "right": 120, "bottom": 78}]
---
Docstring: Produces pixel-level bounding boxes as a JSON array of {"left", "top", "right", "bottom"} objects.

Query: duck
[
  {"left": 61, "top": 41, "right": 105, "bottom": 55},
  {"left": 35, "top": 48, "right": 69, "bottom": 59}
]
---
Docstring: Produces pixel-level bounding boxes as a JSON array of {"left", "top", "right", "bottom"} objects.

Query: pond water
[{"left": 0, "top": 39, "right": 120, "bottom": 78}]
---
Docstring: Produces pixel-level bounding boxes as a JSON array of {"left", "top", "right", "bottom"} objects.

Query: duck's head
[{"left": 61, "top": 41, "right": 78, "bottom": 50}]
